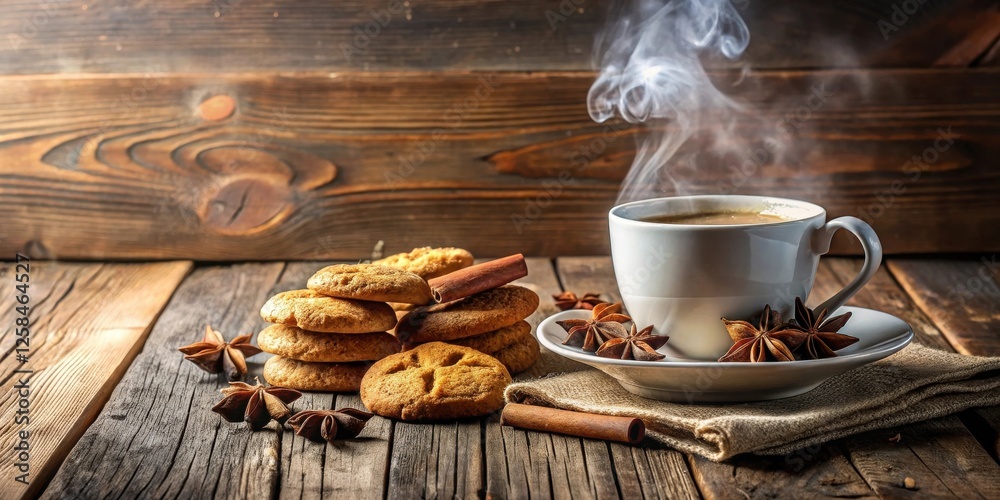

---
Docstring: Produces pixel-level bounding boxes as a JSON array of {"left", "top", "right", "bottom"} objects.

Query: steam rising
[{"left": 588, "top": 0, "right": 752, "bottom": 203}]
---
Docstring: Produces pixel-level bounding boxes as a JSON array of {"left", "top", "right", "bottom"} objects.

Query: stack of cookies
[
  {"left": 395, "top": 284, "right": 541, "bottom": 375},
  {"left": 258, "top": 264, "right": 433, "bottom": 392}
]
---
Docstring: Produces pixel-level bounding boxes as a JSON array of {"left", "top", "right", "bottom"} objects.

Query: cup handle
[{"left": 812, "top": 216, "right": 883, "bottom": 314}]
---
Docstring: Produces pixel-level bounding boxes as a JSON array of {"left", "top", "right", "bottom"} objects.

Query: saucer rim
[{"left": 537, "top": 306, "right": 913, "bottom": 369}]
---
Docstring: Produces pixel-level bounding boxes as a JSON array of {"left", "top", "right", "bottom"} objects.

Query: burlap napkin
[{"left": 505, "top": 343, "right": 1000, "bottom": 461}]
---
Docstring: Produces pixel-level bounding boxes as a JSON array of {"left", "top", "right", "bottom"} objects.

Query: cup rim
[{"left": 609, "top": 194, "right": 826, "bottom": 230}]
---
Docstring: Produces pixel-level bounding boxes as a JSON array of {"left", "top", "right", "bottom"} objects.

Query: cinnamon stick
[
  {"left": 500, "top": 403, "right": 645, "bottom": 445},
  {"left": 428, "top": 254, "right": 528, "bottom": 303}
]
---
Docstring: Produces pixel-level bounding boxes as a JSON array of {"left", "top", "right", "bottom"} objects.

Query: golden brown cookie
[
  {"left": 491, "top": 335, "right": 540, "bottom": 375},
  {"left": 395, "top": 285, "right": 538, "bottom": 343},
  {"left": 449, "top": 320, "right": 532, "bottom": 353},
  {"left": 308, "top": 264, "right": 433, "bottom": 305},
  {"left": 403, "top": 321, "right": 531, "bottom": 354},
  {"left": 257, "top": 325, "right": 401, "bottom": 362},
  {"left": 263, "top": 356, "right": 370, "bottom": 392},
  {"left": 374, "top": 247, "right": 474, "bottom": 280},
  {"left": 261, "top": 289, "right": 396, "bottom": 333},
  {"left": 360, "top": 342, "right": 511, "bottom": 421}
]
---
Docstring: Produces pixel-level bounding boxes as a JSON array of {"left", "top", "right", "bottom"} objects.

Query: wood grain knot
[
  {"left": 196, "top": 144, "right": 337, "bottom": 235},
  {"left": 23, "top": 239, "right": 52, "bottom": 259},
  {"left": 199, "top": 95, "right": 237, "bottom": 121},
  {"left": 204, "top": 178, "right": 289, "bottom": 234}
]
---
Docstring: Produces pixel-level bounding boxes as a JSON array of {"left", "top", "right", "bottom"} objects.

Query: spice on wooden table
[
  {"left": 501, "top": 403, "right": 645, "bottom": 445},
  {"left": 212, "top": 380, "right": 302, "bottom": 430},
  {"left": 552, "top": 291, "right": 603, "bottom": 310},
  {"left": 178, "top": 325, "right": 262, "bottom": 380},
  {"left": 427, "top": 253, "right": 528, "bottom": 303},
  {"left": 287, "top": 408, "right": 374, "bottom": 443}
]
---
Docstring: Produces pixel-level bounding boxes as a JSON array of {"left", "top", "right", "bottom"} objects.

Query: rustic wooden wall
[{"left": 1, "top": 0, "right": 998, "bottom": 260}]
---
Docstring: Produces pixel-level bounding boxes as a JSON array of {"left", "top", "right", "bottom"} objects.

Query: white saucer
[{"left": 537, "top": 306, "right": 913, "bottom": 403}]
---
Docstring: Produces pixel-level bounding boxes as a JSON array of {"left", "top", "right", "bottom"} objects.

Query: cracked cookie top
[{"left": 360, "top": 342, "right": 511, "bottom": 421}]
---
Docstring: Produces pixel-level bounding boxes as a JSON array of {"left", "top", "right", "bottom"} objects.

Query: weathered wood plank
[
  {"left": 871, "top": 0, "right": 1000, "bottom": 67},
  {"left": 887, "top": 258, "right": 1000, "bottom": 356},
  {"left": 930, "top": 6, "right": 1000, "bottom": 67},
  {"left": 819, "top": 258, "right": 1000, "bottom": 496},
  {"left": 845, "top": 415, "right": 1000, "bottom": 498},
  {"left": 688, "top": 446, "right": 876, "bottom": 499},
  {"left": 488, "top": 424, "right": 624, "bottom": 500},
  {"left": 609, "top": 443, "right": 700, "bottom": 500},
  {"left": 386, "top": 420, "right": 482, "bottom": 499},
  {"left": 486, "top": 424, "right": 533, "bottom": 500},
  {"left": 0, "top": 261, "right": 191, "bottom": 499},
  {"left": 981, "top": 36, "right": 1000, "bottom": 66},
  {"left": 266, "top": 262, "right": 395, "bottom": 500},
  {"left": 883, "top": 257, "right": 1000, "bottom": 463},
  {"left": 490, "top": 424, "right": 605, "bottom": 500},
  {"left": 555, "top": 257, "right": 702, "bottom": 499},
  {"left": 383, "top": 258, "right": 551, "bottom": 500},
  {"left": 894, "top": 417, "right": 1000, "bottom": 497},
  {"left": 483, "top": 257, "right": 629, "bottom": 499},
  {"left": 2, "top": 69, "right": 999, "bottom": 260},
  {"left": 843, "top": 426, "right": 957, "bottom": 498},
  {"left": 279, "top": 390, "right": 335, "bottom": 499},
  {"left": 0, "top": 0, "right": 992, "bottom": 74},
  {"left": 959, "top": 406, "right": 1000, "bottom": 461},
  {"left": 579, "top": 441, "right": 621, "bottom": 499},
  {"left": 555, "top": 437, "right": 616, "bottom": 499},
  {"left": 326, "top": 394, "right": 394, "bottom": 498},
  {"left": 39, "top": 263, "right": 288, "bottom": 500},
  {"left": 813, "top": 259, "right": 956, "bottom": 351},
  {"left": 269, "top": 263, "right": 335, "bottom": 500}
]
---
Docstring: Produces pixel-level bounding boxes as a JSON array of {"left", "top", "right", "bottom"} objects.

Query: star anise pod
[
  {"left": 552, "top": 291, "right": 604, "bottom": 311},
  {"left": 179, "top": 325, "right": 262, "bottom": 380},
  {"left": 718, "top": 305, "right": 807, "bottom": 362},
  {"left": 557, "top": 302, "right": 631, "bottom": 352},
  {"left": 596, "top": 324, "right": 669, "bottom": 361},
  {"left": 287, "top": 408, "right": 374, "bottom": 443},
  {"left": 787, "top": 297, "right": 858, "bottom": 359},
  {"left": 212, "top": 379, "right": 302, "bottom": 430}
]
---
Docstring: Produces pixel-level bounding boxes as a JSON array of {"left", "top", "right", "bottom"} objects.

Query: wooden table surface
[{"left": 2, "top": 256, "right": 999, "bottom": 499}]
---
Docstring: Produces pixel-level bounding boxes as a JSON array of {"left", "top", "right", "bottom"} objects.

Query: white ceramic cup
[{"left": 609, "top": 195, "right": 882, "bottom": 361}]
